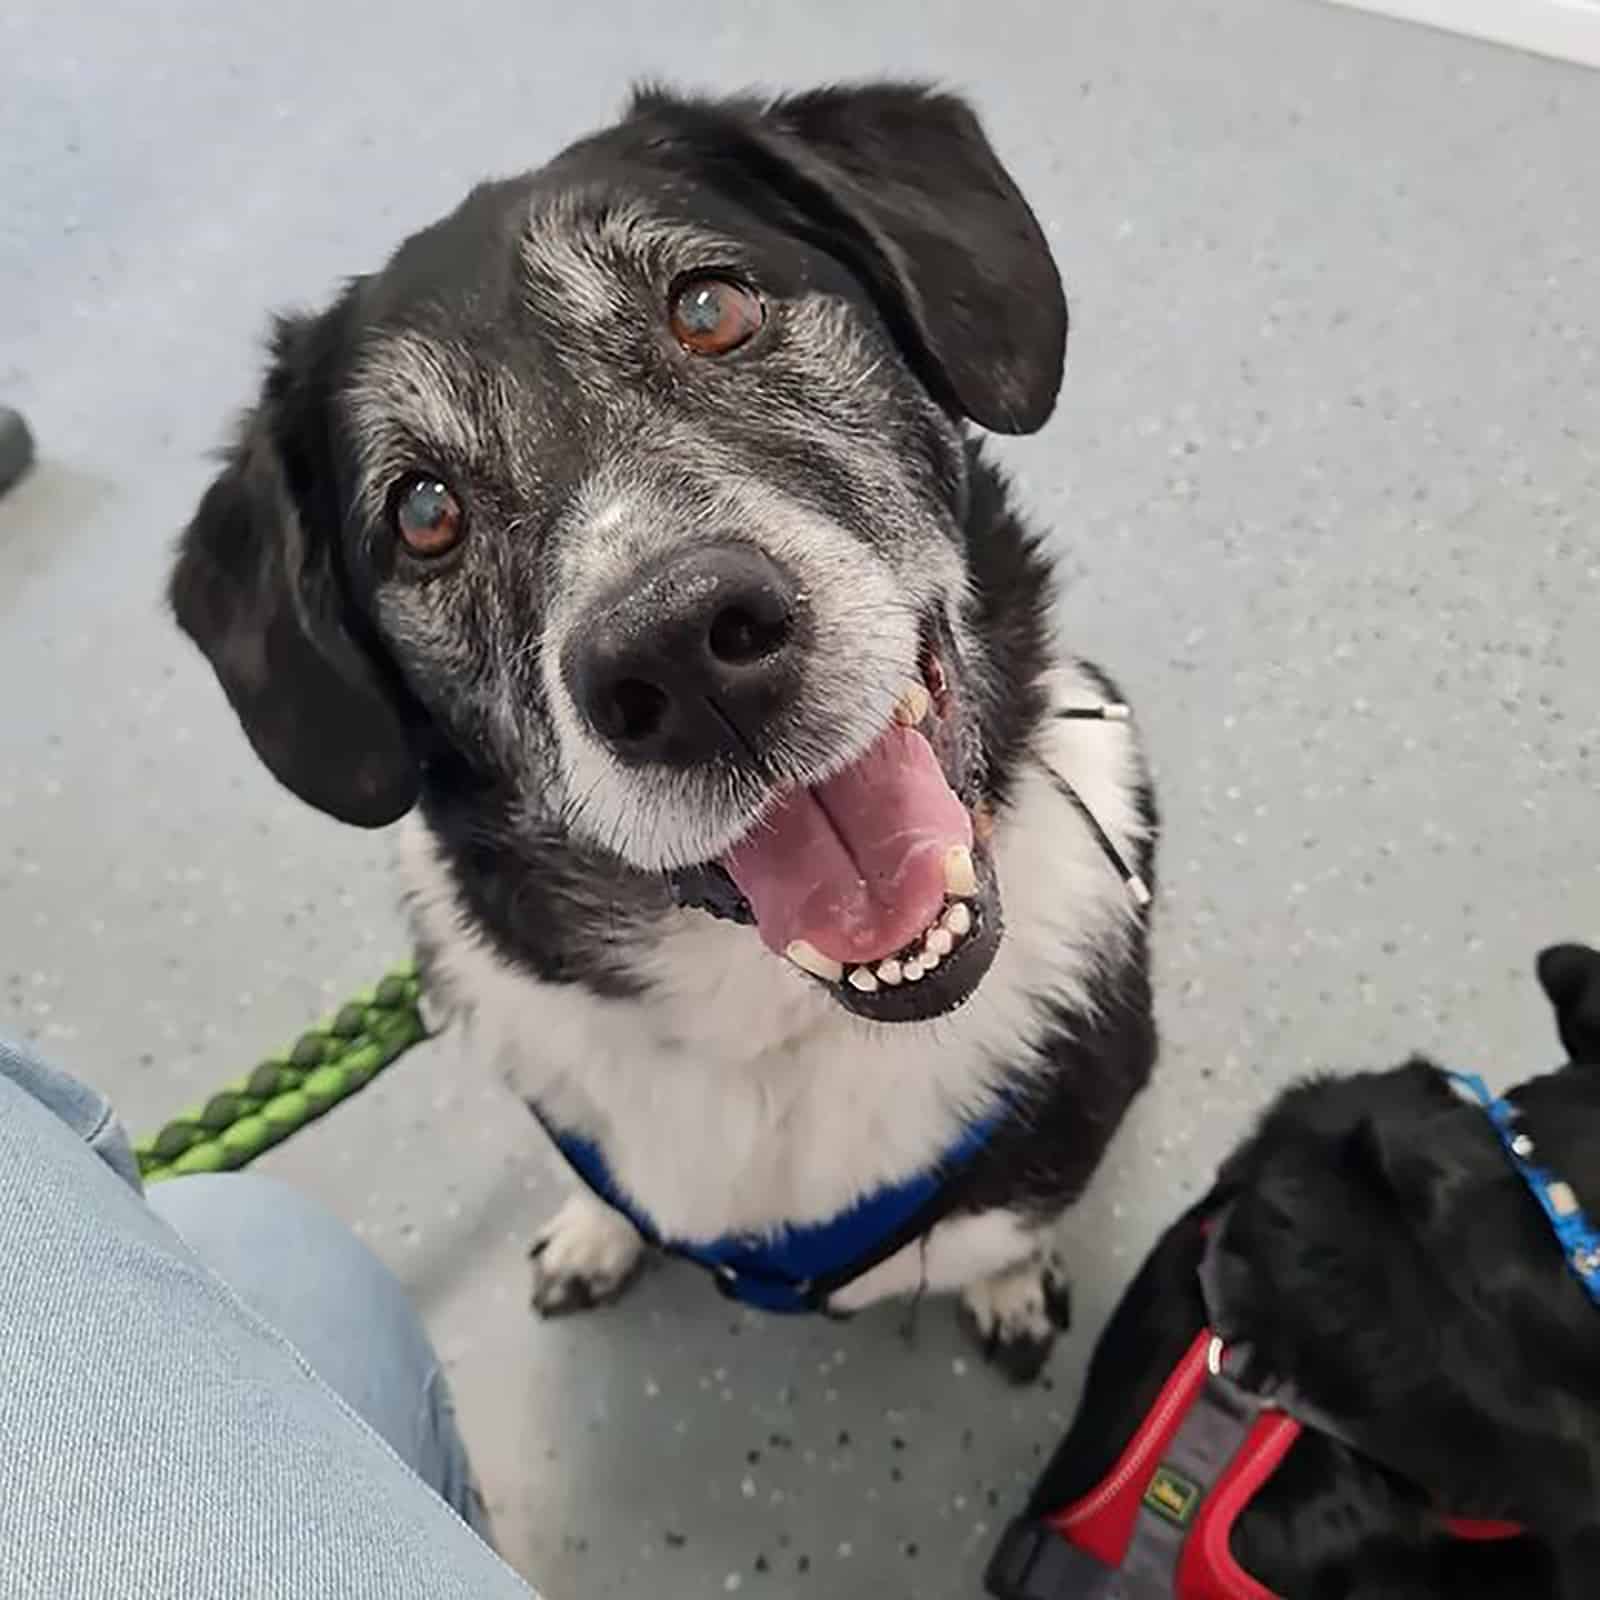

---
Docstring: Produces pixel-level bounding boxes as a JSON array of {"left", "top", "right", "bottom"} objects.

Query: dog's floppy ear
[
  {"left": 169, "top": 312, "right": 419, "bottom": 828},
  {"left": 761, "top": 84, "right": 1066, "bottom": 434},
  {"left": 1538, "top": 943, "right": 1600, "bottom": 1064},
  {"left": 1350, "top": 1115, "right": 1465, "bottom": 1230},
  {"left": 1345, "top": 1062, "right": 1477, "bottom": 1229},
  {"left": 638, "top": 82, "right": 1066, "bottom": 434}
]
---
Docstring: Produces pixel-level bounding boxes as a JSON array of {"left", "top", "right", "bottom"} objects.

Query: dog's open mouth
[{"left": 671, "top": 627, "right": 1002, "bottom": 1023}]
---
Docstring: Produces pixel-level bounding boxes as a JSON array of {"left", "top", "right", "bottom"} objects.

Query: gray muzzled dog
[{"left": 171, "top": 84, "right": 1159, "bottom": 1378}]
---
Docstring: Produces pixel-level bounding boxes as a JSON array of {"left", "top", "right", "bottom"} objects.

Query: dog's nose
[{"left": 564, "top": 544, "right": 801, "bottom": 767}]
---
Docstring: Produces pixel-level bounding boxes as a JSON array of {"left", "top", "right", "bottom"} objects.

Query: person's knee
[{"left": 149, "top": 1174, "right": 443, "bottom": 1475}]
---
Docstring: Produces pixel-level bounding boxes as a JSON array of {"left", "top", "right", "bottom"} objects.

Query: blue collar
[
  {"left": 535, "top": 1097, "right": 1011, "bottom": 1314},
  {"left": 1447, "top": 1070, "right": 1600, "bottom": 1308}
]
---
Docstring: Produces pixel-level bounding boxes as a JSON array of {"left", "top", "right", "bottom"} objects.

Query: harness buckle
[{"left": 985, "top": 1520, "right": 1121, "bottom": 1599}]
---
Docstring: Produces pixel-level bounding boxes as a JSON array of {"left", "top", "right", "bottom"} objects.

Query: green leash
[{"left": 135, "top": 965, "right": 428, "bottom": 1184}]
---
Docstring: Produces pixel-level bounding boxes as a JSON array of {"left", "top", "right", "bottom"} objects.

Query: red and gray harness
[
  {"left": 990, "top": 1066, "right": 1600, "bottom": 1596},
  {"left": 987, "top": 1209, "right": 1524, "bottom": 1600}
]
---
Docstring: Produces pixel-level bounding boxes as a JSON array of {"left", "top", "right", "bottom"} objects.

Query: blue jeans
[{"left": 0, "top": 1040, "right": 537, "bottom": 1599}]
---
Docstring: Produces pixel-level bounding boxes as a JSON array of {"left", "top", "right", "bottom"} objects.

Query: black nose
[{"left": 564, "top": 544, "right": 802, "bottom": 767}]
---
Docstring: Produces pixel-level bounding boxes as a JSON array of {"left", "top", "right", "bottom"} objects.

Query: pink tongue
[{"left": 721, "top": 724, "right": 973, "bottom": 965}]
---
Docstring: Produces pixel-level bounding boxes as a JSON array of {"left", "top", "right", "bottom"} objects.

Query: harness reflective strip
[{"left": 1049, "top": 1331, "right": 1215, "bottom": 1565}]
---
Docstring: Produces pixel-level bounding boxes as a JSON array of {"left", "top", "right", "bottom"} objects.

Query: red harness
[{"left": 1000, "top": 1329, "right": 1523, "bottom": 1600}]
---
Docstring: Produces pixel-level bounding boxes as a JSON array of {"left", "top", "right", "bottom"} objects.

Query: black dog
[
  {"left": 170, "top": 84, "right": 1158, "bottom": 1375},
  {"left": 992, "top": 944, "right": 1600, "bottom": 1598}
]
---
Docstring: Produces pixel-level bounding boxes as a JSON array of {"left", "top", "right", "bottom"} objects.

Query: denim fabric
[{"left": 0, "top": 1040, "right": 537, "bottom": 1599}]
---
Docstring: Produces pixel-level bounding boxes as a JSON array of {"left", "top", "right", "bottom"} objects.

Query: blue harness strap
[
  {"left": 536, "top": 1099, "right": 1011, "bottom": 1313},
  {"left": 1448, "top": 1070, "right": 1600, "bottom": 1308}
]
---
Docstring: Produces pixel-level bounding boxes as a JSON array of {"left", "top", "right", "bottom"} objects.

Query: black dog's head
[
  {"left": 1211, "top": 943, "right": 1600, "bottom": 1539},
  {"left": 170, "top": 84, "right": 1066, "bottom": 1023},
  {"left": 1007, "top": 948, "right": 1600, "bottom": 1600}
]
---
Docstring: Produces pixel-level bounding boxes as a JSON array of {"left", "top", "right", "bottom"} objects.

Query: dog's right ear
[
  {"left": 169, "top": 312, "right": 419, "bottom": 828},
  {"left": 1537, "top": 944, "right": 1600, "bottom": 1065}
]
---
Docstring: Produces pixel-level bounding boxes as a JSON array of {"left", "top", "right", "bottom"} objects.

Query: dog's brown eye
[
  {"left": 669, "top": 277, "right": 764, "bottom": 355},
  {"left": 392, "top": 476, "right": 464, "bottom": 557}
]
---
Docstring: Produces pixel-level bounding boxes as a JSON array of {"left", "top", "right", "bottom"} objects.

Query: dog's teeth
[
  {"left": 943, "top": 845, "right": 978, "bottom": 898},
  {"left": 919, "top": 943, "right": 942, "bottom": 969},
  {"left": 943, "top": 902, "right": 972, "bottom": 938},
  {"left": 903, "top": 957, "right": 926, "bottom": 981},
  {"left": 893, "top": 682, "right": 932, "bottom": 727},
  {"left": 847, "top": 966, "right": 879, "bottom": 994},
  {"left": 876, "top": 959, "right": 903, "bottom": 986},
  {"left": 785, "top": 940, "right": 844, "bottom": 983},
  {"left": 925, "top": 927, "right": 954, "bottom": 958}
]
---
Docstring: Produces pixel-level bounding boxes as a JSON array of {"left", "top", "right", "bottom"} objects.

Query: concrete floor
[{"left": 3, "top": 1, "right": 1597, "bottom": 1595}]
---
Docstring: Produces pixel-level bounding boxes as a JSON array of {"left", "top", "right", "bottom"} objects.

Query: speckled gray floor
[{"left": 3, "top": 1, "right": 1596, "bottom": 1595}]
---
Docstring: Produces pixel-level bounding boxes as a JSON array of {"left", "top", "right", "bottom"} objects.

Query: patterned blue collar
[{"left": 1447, "top": 1070, "right": 1600, "bottom": 1308}]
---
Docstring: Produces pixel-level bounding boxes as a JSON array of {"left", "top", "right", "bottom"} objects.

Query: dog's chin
[{"left": 666, "top": 628, "right": 1003, "bottom": 1026}]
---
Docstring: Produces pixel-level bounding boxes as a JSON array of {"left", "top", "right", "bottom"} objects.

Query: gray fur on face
[{"left": 350, "top": 188, "right": 976, "bottom": 871}]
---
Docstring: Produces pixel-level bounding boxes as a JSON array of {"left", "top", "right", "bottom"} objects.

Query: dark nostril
[
  {"left": 609, "top": 678, "right": 670, "bottom": 744},
  {"left": 708, "top": 599, "right": 791, "bottom": 665},
  {"left": 566, "top": 544, "right": 802, "bottom": 766}
]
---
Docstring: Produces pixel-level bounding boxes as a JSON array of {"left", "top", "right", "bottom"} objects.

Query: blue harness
[
  {"left": 1448, "top": 1069, "right": 1600, "bottom": 1307},
  {"left": 534, "top": 1100, "right": 1011, "bottom": 1313}
]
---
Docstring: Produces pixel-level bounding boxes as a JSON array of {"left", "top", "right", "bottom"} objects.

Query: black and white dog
[
  {"left": 992, "top": 944, "right": 1600, "bottom": 1598},
  {"left": 170, "top": 84, "right": 1158, "bottom": 1377}
]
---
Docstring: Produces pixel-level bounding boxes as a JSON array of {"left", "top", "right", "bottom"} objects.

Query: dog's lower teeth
[
  {"left": 847, "top": 966, "right": 879, "bottom": 994},
  {"left": 876, "top": 959, "right": 903, "bottom": 985},
  {"left": 943, "top": 901, "right": 972, "bottom": 938},
  {"left": 944, "top": 844, "right": 978, "bottom": 898},
  {"left": 925, "top": 927, "right": 954, "bottom": 958},
  {"left": 893, "top": 681, "right": 932, "bottom": 727},
  {"left": 903, "top": 958, "right": 926, "bottom": 981},
  {"left": 786, "top": 940, "right": 844, "bottom": 983}
]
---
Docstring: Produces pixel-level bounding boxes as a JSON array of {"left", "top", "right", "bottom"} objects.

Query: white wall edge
[{"left": 1325, "top": 0, "right": 1600, "bottom": 70}]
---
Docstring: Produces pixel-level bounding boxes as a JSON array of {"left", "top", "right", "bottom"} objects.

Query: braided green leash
[{"left": 135, "top": 965, "right": 428, "bottom": 1184}]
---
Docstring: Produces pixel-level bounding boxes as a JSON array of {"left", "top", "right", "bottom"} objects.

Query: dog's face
[{"left": 171, "top": 85, "right": 1066, "bottom": 1024}]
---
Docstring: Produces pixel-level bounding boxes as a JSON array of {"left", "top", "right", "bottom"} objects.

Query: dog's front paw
[
  {"left": 960, "top": 1256, "right": 1072, "bottom": 1384},
  {"left": 529, "top": 1192, "right": 645, "bottom": 1316}
]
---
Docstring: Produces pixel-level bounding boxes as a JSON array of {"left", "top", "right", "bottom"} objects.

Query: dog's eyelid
[{"left": 664, "top": 262, "right": 764, "bottom": 298}]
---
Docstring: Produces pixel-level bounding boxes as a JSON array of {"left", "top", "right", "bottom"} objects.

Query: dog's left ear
[
  {"left": 1538, "top": 943, "right": 1600, "bottom": 1064},
  {"left": 1352, "top": 1117, "right": 1460, "bottom": 1229},
  {"left": 761, "top": 85, "right": 1066, "bottom": 434},
  {"left": 647, "top": 83, "right": 1066, "bottom": 434},
  {"left": 1346, "top": 1064, "right": 1476, "bottom": 1229}
]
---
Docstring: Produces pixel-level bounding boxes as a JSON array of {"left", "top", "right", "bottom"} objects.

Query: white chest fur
[{"left": 401, "top": 662, "right": 1149, "bottom": 1243}]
